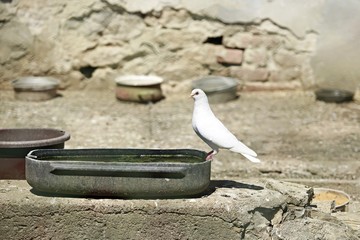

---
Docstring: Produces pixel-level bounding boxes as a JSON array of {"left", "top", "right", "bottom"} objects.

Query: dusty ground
[{"left": 1, "top": 89, "right": 359, "bottom": 203}]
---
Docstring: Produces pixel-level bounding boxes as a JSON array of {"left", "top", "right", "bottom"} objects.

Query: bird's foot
[{"left": 205, "top": 150, "right": 214, "bottom": 161}]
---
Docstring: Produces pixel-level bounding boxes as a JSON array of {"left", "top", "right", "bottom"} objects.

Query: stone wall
[{"left": 0, "top": 0, "right": 356, "bottom": 92}]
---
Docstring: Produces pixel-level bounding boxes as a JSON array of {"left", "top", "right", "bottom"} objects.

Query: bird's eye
[{"left": 195, "top": 91, "right": 199, "bottom": 95}]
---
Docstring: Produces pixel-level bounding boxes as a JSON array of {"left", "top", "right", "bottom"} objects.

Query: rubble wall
[{"left": 0, "top": 0, "right": 358, "bottom": 91}]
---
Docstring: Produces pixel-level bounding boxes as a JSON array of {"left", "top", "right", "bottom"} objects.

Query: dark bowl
[
  {"left": 0, "top": 128, "right": 70, "bottom": 179},
  {"left": 315, "top": 88, "right": 354, "bottom": 103}
]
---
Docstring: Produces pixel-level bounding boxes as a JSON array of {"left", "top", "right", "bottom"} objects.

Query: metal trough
[{"left": 26, "top": 148, "right": 211, "bottom": 198}]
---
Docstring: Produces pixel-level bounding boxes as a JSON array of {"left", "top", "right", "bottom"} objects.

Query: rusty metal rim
[
  {"left": 12, "top": 76, "right": 60, "bottom": 91},
  {"left": 192, "top": 76, "right": 238, "bottom": 93},
  {"left": 313, "top": 187, "right": 351, "bottom": 209}
]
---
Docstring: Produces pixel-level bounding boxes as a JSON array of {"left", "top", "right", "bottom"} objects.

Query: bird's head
[{"left": 190, "top": 89, "right": 207, "bottom": 101}]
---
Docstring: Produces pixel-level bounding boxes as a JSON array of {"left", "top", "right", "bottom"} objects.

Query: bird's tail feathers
[
  {"left": 241, "top": 153, "right": 261, "bottom": 163},
  {"left": 230, "top": 142, "right": 261, "bottom": 163},
  {"left": 230, "top": 142, "right": 257, "bottom": 156}
]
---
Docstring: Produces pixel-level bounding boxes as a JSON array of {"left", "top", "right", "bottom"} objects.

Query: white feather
[
  {"left": 239, "top": 153, "right": 261, "bottom": 163},
  {"left": 191, "top": 89, "right": 260, "bottom": 163}
]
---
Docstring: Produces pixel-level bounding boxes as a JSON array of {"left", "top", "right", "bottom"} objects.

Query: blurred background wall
[{"left": 0, "top": 0, "right": 358, "bottom": 92}]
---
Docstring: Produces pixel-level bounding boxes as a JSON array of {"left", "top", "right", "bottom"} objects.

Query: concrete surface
[
  {"left": 1, "top": 179, "right": 358, "bottom": 239},
  {"left": 0, "top": 90, "right": 360, "bottom": 239},
  {"left": 1, "top": 90, "right": 359, "bottom": 187},
  {"left": 0, "top": 179, "right": 311, "bottom": 240}
]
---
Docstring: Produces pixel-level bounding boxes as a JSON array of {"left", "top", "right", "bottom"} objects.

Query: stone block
[
  {"left": 0, "top": 20, "right": 33, "bottom": 64},
  {"left": 120, "top": 55, "right": 157, "bottom": 76},
  {"left": 242, "top": 81, "right": 302, "bottom": 91},
  {"left": 269, "top": 68, "right": 301, "bottom": 82},
  {"left": 152, "top": 29, "right": 206, "bottom": 51},
  {"left": 153, "top": 55, "right": 210, "bottom": 81},
  {"left": 273, "top": 48, "right": 304, "bottom": 68},
  {"left": 244, "top": 47, "right": 268, "bottom": 67},
  {"left": 273, "top": 218, "right": 358, "bottom": 240},
  {"left": 186, "top": 44, "right": 224, "bottom": 66},
  {"left": 223, "top": 32, "right": 262, "bottom": 49},
  {"left": 313, "top": 200, "right": 336, "bottom": 213},
  {"left": 283, "top": 32, "right": 318, "bottom": 53},
  {"left": 158, "top": 8, "right": 191, "bottom": 29},
  {"left": 86, "top": 67, "right": 116, "bottom": 90},
  {"left": 102, "top": 14, "right": 145, "bottom": 42},
  {"left": 188, "top": 20, "right": 226, "bottom": 38},
  {"left": 64, "top": 71, "right": 85, "bottom": 90},
  {"left": 299, "top": 58, "right": 316, "bottom": 89},
  {"left": 230, "top": 66, "right": 269, "bottom": 82},
  {"left": 81, "top": 46, "right": 131, "bottom": 67},
  {"left": 61, "top": 34, "right": 97, "bottom": 58},
  {"left": 224, "top": 32, "right": 282, "bottom": 50},
  {"left": 216, "top": 48, "right": 243, "bottom": 65},
  {"left": 263, "top": 179, "right": 314, "bottom": 207},
  {"left": 261, "top": 35, "right": 283, "bottom": 49}
]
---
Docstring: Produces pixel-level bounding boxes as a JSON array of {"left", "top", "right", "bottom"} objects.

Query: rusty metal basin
[
  {"left": 12, "top": 76, "right": 60, "bottom": 101},
  {"left": 313, "top": 188, "right": 351, "bottom": 212},
  {"left": 192, "top": 76, "right": 238, "bottom": 104},
  {"left": 26, "top": 148, "right": 211, "bottom": 198}
]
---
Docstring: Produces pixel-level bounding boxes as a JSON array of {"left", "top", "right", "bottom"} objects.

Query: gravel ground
[{"left": 1, "top": 89, "right": 359, "bottom": 202}]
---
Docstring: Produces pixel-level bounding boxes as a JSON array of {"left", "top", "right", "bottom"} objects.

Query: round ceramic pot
[
  {"left": 0, "top": 128, "right": 70, "bottom": 179},
  {"left": 12, "top": 76, "right": 60, "bottom": 101},
  {"left": 115, "top": 75, "right": 164, "bottom": 103}
]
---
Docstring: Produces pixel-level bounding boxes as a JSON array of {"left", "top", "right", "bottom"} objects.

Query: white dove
[{"left": 191, "top": 88, "right": 260, "bottom": 163}]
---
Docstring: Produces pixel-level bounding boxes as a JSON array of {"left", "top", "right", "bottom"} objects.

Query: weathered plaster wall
[
  {"left": 114, "top": 0, "right": 323, "bottom": 37},
  {"left": 0, "top": 0, "right": 358, "bottom": 91},
  {"left": 311, "top": 0, "right": 360, "bottom": 91}
]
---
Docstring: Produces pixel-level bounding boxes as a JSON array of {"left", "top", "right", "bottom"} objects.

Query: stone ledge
[
  {"left": 1, "top": 179, "right": 358, "bottom": 239},
  {"left": 0, "top": 179, "right": 312, "bottom": 239}
]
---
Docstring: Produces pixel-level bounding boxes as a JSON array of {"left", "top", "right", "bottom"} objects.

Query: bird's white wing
[
  {"left": 193, "top": 124, "right": 217, "bottom": 149},
  {"left": 195, "top": 114, "right": 240, "bottom": 149},
  {"left": 194, "top": 111, "right": 257, "bottom": 157}
]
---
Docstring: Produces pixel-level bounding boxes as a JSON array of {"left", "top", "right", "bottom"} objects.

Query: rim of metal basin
[
  {"left": 0, "top": 128, "right": 70, "bottom": 148},
  {"left": 313, "top": 187, "right": 351, "bottom": 209},
  {"left": 115, "top": 75, "right": 163, "bottom": 86},
  {"left": 192, "top": 76, "right": 238, "bottom": 92},
  {"left": 12, "top": 76, "right": 60, "bottom": 91}
]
